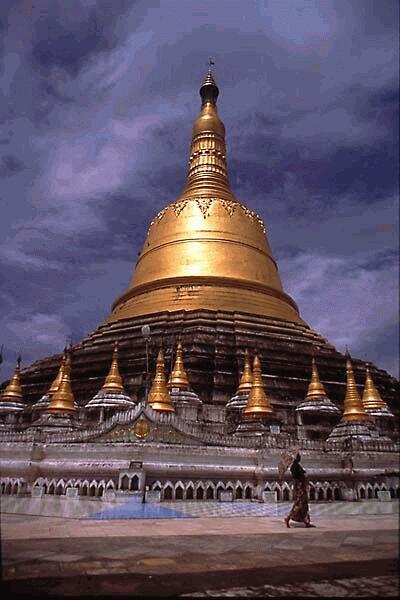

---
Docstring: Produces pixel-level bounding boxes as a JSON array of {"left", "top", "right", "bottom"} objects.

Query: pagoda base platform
[
  {"left": 1, "top": 309, "right": 398, "bottom": 441},
  {"left": 27, "top": 412, "right": 82, "bottom": 434},
  {"left": 326, "top": 419, "right": 395, "bottom": 452}
]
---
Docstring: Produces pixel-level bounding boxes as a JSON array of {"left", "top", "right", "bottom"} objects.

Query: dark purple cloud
[{"left": 0, "top": 0, "right": 398, "bottom": 380}]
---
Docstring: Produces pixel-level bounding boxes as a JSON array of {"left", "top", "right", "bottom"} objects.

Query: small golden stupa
[
  {"left": 295, "top": 356, "right": 340, "bottom": 438},
  {"left": 341, "top": 352, "right": 369, "bottom": 423},
  {"left": 362, "top": 366, "right": 392, "bottom": 413},
  {"left": 0, "top": 357, "right": 25, "bottom": 420},
  {"left": 305, "top": 357, "right": 327, "bottom": 400},
  {"left": 101, "top": 341, "right": 125, "bottom": 394},
  {"left": 242, "top": 354, "right": 274, "bottom": 417},
  {"left": 31, "top": 350, "right": 67, "bottom": 414},
  {"left": 48, "top": 351, "right": 67, "bottom": 396},
  {"left": 0, "top": 357, "right": 24, "bottom": 407},
  {"left": 148, "top": 349, "right": 175, "bottom": 412},
  {"left": 168, "top": 342, "right": 190, "bottom": 389},
  {"left": 47, "top": 352, "right": 76, "bottom": 414},
  {"left": 237, "top": 349, "right": 253, "bottom": 394},
  {"left": 85, "top": 342, "right": 135, "bottom": 412}
]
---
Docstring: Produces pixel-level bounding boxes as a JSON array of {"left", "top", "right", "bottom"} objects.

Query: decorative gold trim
[{"left": 149, "top": 197, "right": 265, "bottom": 233}]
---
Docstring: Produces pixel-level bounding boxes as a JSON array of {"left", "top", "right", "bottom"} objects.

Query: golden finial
[
  {"left": 1, "top": 356, "right": 23, "bottom": 402},
  {"left": 168, "top": 342, "right": 190, "bottom": 389},
  {"left": 237, "top": 349, "right": 253, "bottom": 393},
  {"left": 243, "top": 354, "right": 273, "bottom": 417},
  {"left": 101, "top": 341, "right": 124, "bottom": 393},
  {"left": 341, "top": 353, "right": 369, "bottom": 422},
  {"left": 48, "top": 351, "right": 76, "bottom": 414},
  {"left": 48, "top": 351, "right": 67, "bottom": 395},
  {"left": 362, "top": 365, "right": 390, "bottom": 412},
  {"left": 148, "top": 349, "right": 174, "bottom": 412},
  {"left": 305, "top": 356, "right": 327, "bottom": 400},
  {"left": 200, "top": 58, "right": 218, "bottom": 104}
]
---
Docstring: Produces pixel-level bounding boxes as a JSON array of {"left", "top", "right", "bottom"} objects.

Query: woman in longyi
[{"left": 284, "top": 453, "right": 316, "bottom": 528}]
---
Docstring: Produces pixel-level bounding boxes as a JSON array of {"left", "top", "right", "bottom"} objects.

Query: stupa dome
[{"left": 108, "top": 69, "right": 301, "bottom": 325}]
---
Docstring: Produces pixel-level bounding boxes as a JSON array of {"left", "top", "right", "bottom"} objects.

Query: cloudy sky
[{"left": 0, "top": 0, "right": 398, "bottom": 380}]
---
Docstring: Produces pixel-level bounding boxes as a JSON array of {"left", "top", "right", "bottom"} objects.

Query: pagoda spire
[
  {"left": 0, "top": 356, "right": 23, "bottom": 403},
  {"left": 237, "top": 349, "right": 253, "bottom": 394},
  {"left": 48, "top": 350, "right": 67, "bottom": 395},
  {"left": 148, "top": 349, "right": 175, "bottom": 412},
  {"left": 85, "top": 342, "right": 135, "bottom": 413},
  {"left": 101, "top": 341, "right": 124, "bottom": 393},
  {"left": 341, "top": 352, "right": 369, "bottom": 422},
  {"left": 168, "top": 342, "right": 190, "bottom": 389},
  {"left": 184, "top": 65, "right": 231, "bottom": 196},
  {"left": 362, "top": 365, "right": 391, "bottom": 412},
  {"left": 200, "top": 60, "right": 219, "bottom": 105},
  {"left": 305, "top": 357, "right": 327, "bottom": 400},
  {"left": 243, "top": 354, "right": 273, "bottom": 417},
  {"left": 48, "top": 351, "right": 76, "bottom": 414}
]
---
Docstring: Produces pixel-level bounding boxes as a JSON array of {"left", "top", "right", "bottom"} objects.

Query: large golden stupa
[
  {"left": 1, "top": 68, "right": 398, "bottom": 424},
  {"left": 109, "top": 69, "right": 301, "bottom": 324},
  {"left": 0, "top": 68, "right": 398, "bottom": 511}
]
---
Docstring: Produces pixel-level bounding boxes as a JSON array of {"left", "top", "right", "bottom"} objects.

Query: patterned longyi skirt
[{"left": 288, "top": 479, "right": 310, "bottom": 522}]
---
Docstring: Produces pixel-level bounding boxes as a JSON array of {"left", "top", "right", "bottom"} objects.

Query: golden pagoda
[
  {"left": 295, "top": 356, "right": 340, "bottom": 441},
  {"left": 168, "top": 342, "right": 190, "bottom": 389},
  {"left": 48, "top": 351, "right": 67, "bottom": 395},
  {"left": 0, "top": 65, "right": 398, "bottom": 506},
  {"left": 305, "top": 357, "right": 327, "bottom": 400},
  {"left": 101, "top": 341, "right": 124, "bottom": 393},
  {"left": 237, "top": 349, "right": 253, "bottom": 394},
  {"left": 362, "top": 366, "right": 392, "bottom": 413},
  {"left": 85, "top": 343, "right": 135, "bottom": 413},
  {"left": 148, "top": 349, "right": 175, "bottom": 412},
  {"left": 47, "top": 352, "right": 76, "bottom": 414},
  {"left": 31, "top": 351, "right": 67, "bottom": 414},
  {"left": 225, "top": 349, "right": 254, "bottom": 430},
  {"left": 107, "top": 67, "right": 301, "bottom": 325},
  {"left": 341, "top": 354, "right": 369, "bottom": 423},
  {"left": 0, "top": 357, "right": 23, "bottom": 402},
  {"left": 242, "top": 354, "right": 274, "bottom": 417},
  {"left": 0, "top": 357, "right": 25, "bottom": 414}
]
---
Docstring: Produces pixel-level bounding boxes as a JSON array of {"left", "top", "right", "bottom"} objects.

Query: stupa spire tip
[
  {"left": 200, "top": 58, "right": 219, "bottom": 105},
  {"left": 148, "top": 346, "right": 174, "bottom": 412},
  {"left": 237, "top": 348, "right": 253, "bottom": 394},
  {"left": 243, "top": 351, "right": 273, "bottom": 417},
  {"left": 101, "top": 341, "right": 124, "bottom": 394},
  {"left": 168, "top": 341, "right": 190, "bottom": 390},
  {"left": 305, "top": 356, "right": 327, "bottom": 401}
]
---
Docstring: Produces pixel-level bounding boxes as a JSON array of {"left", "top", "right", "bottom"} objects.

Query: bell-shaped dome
[{"left": 108, "top": 68, "right": 302, "bottom": 325}]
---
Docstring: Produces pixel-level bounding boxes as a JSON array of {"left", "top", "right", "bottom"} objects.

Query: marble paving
[
  {"left": 162, "top": 500, "right": 399, "bottom": 518},
  {"left": 84, "top": 498, "right": 399, "bottom": 520},
  {"left": 1, "top": 496, "right": 398, "bottom": 521}
]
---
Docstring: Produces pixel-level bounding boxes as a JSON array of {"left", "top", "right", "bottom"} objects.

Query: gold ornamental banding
[{"left": 106, "top": 68, "right": 302, "bottom": 325}]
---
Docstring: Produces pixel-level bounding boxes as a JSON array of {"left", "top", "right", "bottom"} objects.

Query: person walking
[{"left": 284, "top": 453, "right": 315, "bottom": 528}]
